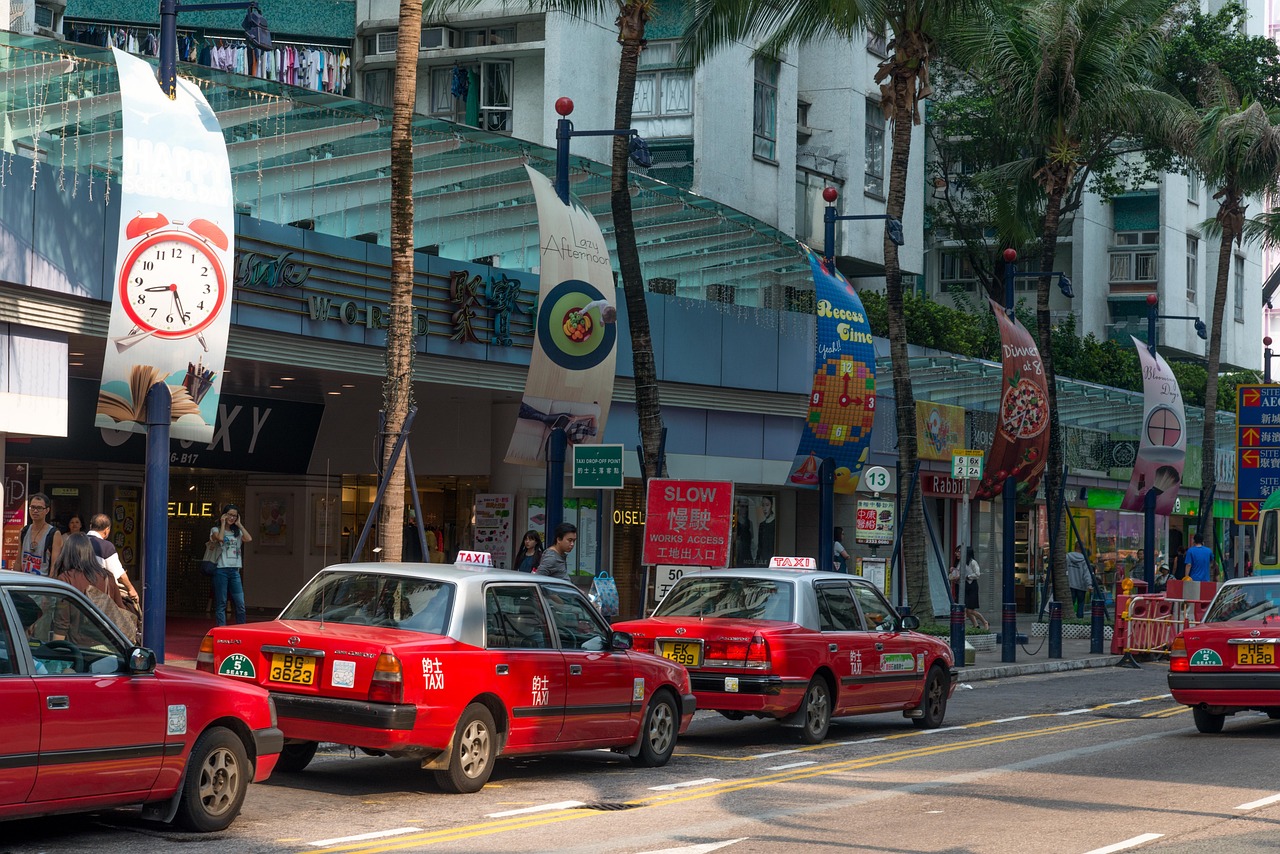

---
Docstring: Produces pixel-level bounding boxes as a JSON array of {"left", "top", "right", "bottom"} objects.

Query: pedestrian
[
  {"left": 86, "top": 513, "right": 141, "bottom": 608},
  {"left": 65, "top": 514, "right": 83, "bottom": 535},
  {"left": 1185, "top": 533, "right": 1214, "bottom": 582},
  {"left": 51, "top": 532, "right": 138, "bottom": 642},
  {"left": 210, "top": 503, "right": 252, "bottom": 625},
  {"left": 535, "top": 522, "right": 576, "bottom": 579},
  {"left": 402, "top": 510, "right": 424, "bottom": 562},
  {"left": 1153, "top": 563, "right": 1170, "bottom": 593},
  {"left": 833, "top": 527, "right": 850, "bottom": 573},
  {"left": 734, "top": 499, "right": 754, "bottom": 566},
  {"left": 514, "top": 530, "right": 543, "bottom": 573},
  {"left": 1066, "top": 547, "right": 1091, "bottom": 618},
  {"left": 19, "top": 492, "right": 62, "bottom": 575},
  {"left": 957, "top": 547, "right": 989, "bottom": 630},
  {"left": 1171, "top": 546, "right": 1187, "bottom": 580}
]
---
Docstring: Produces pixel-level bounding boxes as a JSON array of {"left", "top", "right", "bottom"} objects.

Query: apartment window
[
  {"left": 462, "top": 26, "right": 516, "bottom": 46},
  {"left": 429, "top": 61, "right": 513, "bottom": 133},
  {"left": 363, "top": 70, "right": 392, "bottom": 109},
  {"left": 1187, "top": 171, "right": 1200, "bottom": 204},
  {"left": 1236, "top": 255, "right": 1245, "bottom": 322},
  {"left": 1186, "top": 235, "right": 1198, "bottom": 304},
  {"left": 864, "top": 101, "right": 885, "bottom": 198},
  {"left": 753, "top": 57, "right": 779, "bottom": 161},
  {"left": 867, "top": 27, "right": 888, "bottom": 57},
  {"left": 633, "top": 41, "right": 692, "bottom": 119},
  {"left": 940, "top": 252, "right": 976, "bottom": 290},
  {"left": 1109, "top": 230, "right": 1158, "bottom": 282}
]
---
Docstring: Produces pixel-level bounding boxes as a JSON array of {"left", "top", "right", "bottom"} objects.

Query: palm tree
[
  {"left": 424, "top": 0, "right": 667, "bottom": 480},
  {"left": 681, "top": 0, "right": 962, "bottom": 613},
  {"left": 1179, "top": 89, "right": 1280, "bottom": 545},
  {"left": 380, "top": 0, "right": 426, "bottom": 561},
  {"left": 947, "top": 0, "right": 1175, "bottom": 604}
]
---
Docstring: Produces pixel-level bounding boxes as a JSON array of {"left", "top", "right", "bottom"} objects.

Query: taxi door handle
[
  {"left": 495, "top": 664, "right": 509, "bottom": 676},
  {"left": 47, "top": 696, "right": 69, "bottom": 710},
  {"left": 570, "top": 665, "right": 583, "bottom": 675},
  {"left": 828, "top": 644, "right": 839, "bottom": 653}
]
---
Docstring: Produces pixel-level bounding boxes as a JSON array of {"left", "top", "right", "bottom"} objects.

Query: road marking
[
  {"left": 635, "top": 839, "right": 750, "bottom": 854},
  {"left": 1236, "top": 792, "right": 1280, "bottom": 810},
  {"left": 1081, "top": 833, "right": 1163, "bottom": 854},
  {"left": 752, "top": 749, "right": 801, "bottom": 759},
  {"left": 991, "top": 716, "right": 1030, "bottom": 724},
  {"left": 309, "top": 828, "right": 421, "bottom": 847},
  {"left": 1057, "top": 708, "right": 1093, "bottom": 716},
  {"left": 917, "top": 726, "right": 965, "bottom": 734},
  {"left": 649, "top": 778, "right": 721, "bottom": 791},
  {"left": 766, "top": 761, "right": 817, "bottom": 770},
  {"left": 486, "top": 801, "right": 584, "bottom": 817}
]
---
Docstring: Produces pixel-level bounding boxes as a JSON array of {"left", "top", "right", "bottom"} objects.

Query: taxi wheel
[
  {"left": 798, "top": 677, "right": 832, "bottom": 744},
  {"left": 632, "top": 691, "right": 679, "bottom": 767},
  {"left": 1193, "top": 707, "right": 1225, "bottom": 734},
  {"left": 276, "top": 740, "right": 318, "bottom": 773},
  {"left": 175, "top": 727, "right": 249, "bottom": 832},
  {"left": 435, "top": 703, "right": 496, "bottom": 794},
  {"left": 911, "top": 666, "right": 948, "bottom": 729}
]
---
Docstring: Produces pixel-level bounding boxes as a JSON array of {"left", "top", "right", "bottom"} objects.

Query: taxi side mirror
[
  {"left": 898, "top": 614, "right": 920, "bottom": 632},
  {"left": 610, "top": 630, "right": 633, "bottom": 651},
  {"left": 128, "top": 647, "right": 157, "bottom": 673}
]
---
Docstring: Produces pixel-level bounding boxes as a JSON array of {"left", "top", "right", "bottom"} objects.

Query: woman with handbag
[
  {"left": 210, "top": 504, "right": 252, "bottom": 625},
  {"left": 51, "top": 533, "right": 139, "bottom": 643}
]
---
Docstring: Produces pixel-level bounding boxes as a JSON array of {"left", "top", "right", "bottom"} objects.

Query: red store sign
[
  {"left": 642, "top": 479, "right": 735, "bottom": 567},
  {"left": 921, "top": 473, "right": 967, "bottom": 497}
]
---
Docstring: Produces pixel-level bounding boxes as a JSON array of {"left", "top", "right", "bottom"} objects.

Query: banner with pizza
[
  {"left": 506, "top": 166, "right": 618, "bottom": 466},
  {"left": 787, "top": 250, "right": 877, "bottom": 494},
  {"left": 1121, "top": 337, "right": 1186, "bottom": 514},
  {"left": 96, "top": 48, "right": 235, "bottom": 444},
  {"left": 973, "top": 299, "right": 1049, "bottom": 500}
]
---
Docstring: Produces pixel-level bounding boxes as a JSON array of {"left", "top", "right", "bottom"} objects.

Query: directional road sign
[{"left": 1235, "top": 385, "right": 1280, "bottom": 523}]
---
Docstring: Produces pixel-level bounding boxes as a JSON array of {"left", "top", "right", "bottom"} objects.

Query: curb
[{"left": 955, "top": 654, "right": 1120, "bottom": 682}]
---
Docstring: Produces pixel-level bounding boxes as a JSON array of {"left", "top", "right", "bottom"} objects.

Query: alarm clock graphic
[{"left": 115, "top": 212, "right": 229, "bottom": 353}]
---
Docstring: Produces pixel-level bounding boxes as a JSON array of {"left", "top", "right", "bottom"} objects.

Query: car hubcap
[
  {"left": 807, "top": 685, "right": 828, "bottom": 732},
  {"left": 460, "top": 719, "right": 491, "bottom": 778},
  {"left": 928, "top": 677, "right": 942, "bottom": 714},
  {"left": 648, "top": 703, "right": 674, "bottom": 755},
  {"left": 198, "top": 746, "right": 240, "bottom": 816}
]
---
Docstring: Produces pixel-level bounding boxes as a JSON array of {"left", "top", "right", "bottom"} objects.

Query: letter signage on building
[
  {"left": 1122, "top": 337, "right": 1186, "bottom": 515},
  {"left": 642, "top": 479, "right": 735, "bottom": 568}
]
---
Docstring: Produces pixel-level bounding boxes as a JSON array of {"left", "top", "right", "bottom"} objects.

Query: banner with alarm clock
[{"left": 95, "top": 48, "right": 235, "bottom": 444}]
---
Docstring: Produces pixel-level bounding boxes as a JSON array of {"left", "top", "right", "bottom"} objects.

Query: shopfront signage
[
  {"left": 614, "top": 509, "right": 646, "bottom": 526},
  {"left": 168, "top": 502, "right": 215, "bottom": 518},
  {"left": 855, "top": 499, "right": 894, "bottom": 546},
  {"left": 235, "top": 249, "right": 310, "bottom": 290},
  {"left": 1235, "top": 385, "right": 1280, "bottom": 522},
  {"left": 642, "top": 479, "right": 734, "bottom": 567},
  {"left": 921, "top": 473, "right": 966, "bottom": 497},
  {"left": 572, "top": 444, "right": 625, "bottom": 489}
]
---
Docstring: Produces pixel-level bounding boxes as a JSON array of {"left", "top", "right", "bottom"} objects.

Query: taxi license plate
[
  {"left": 269, "top": 653, "right": 317, "bottom": 685},
  {"left": 1237, "top": 644, "right": 1274, "bottom": 666},
  {"left": 658, "top": 640, "right": 703, "bottom": 667}
]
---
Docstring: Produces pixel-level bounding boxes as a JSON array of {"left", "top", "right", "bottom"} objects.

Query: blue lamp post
[
  {"left": 158, "top": 0, "right": 271, "bottom": 98},
  {"left": 1265, "top": 336, "right": 1276, "bottom": 384}
]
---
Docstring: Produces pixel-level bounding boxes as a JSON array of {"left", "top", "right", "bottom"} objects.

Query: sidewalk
[{"left": 956, "top": 616, "right": 1121, "bottom": 681}]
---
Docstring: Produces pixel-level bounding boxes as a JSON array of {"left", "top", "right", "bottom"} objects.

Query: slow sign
[{"left": 642, "top": 479, "right": 734, "bottom": 567}]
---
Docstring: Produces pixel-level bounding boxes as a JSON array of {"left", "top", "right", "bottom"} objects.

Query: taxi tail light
[
  {"left": 1169, "top": 635, "right": 1188, "bottom": 672},
  {"left": 196, "top": 634, "right": 215, "bottom": 673},
  {"left": 369, "top": 654, "right": 404, "bottom": 704},
  {"left": 704, "top": 634, "right": 770, "bottom": 670}
]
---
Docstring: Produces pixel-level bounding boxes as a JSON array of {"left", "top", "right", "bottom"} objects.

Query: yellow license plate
[
  {"left": 658, "top": 640, "right": 702, "bottom": 667},
  {"left": 269, "top": 653, "right": 317, "bottom": 685},
  {"left": 1237, "top": 645, "right": 1275, "bottom": 666}
]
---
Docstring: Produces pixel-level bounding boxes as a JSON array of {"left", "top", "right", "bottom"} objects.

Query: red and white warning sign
[{"left": 642, "top": 479, "right": 734, "bottom": 567}]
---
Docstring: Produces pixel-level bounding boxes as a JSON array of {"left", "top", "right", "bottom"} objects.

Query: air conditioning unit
[
  {"left": 422, "top": 26, "right": 460, "bottom": 50},
  {"left": 375, "top": 31, "right": 398, "bottom": 55}
]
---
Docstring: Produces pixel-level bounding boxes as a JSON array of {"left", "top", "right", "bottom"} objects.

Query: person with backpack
[{"left": 19, "top": 492, "right": 62, "bottom": 576}]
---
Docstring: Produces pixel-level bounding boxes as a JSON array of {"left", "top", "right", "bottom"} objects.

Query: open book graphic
[{"left": 98, "top": 364, "right": 202, "bottom": 425}]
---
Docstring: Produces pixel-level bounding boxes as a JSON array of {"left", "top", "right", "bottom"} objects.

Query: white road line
[
  {"left": 1236, "top": 792, "right": 1280, "bottom": 810},
  {"left": 917, "top": 726, "right": 965, "bottom": 734},
  {"left": 1081, "top": 833, "right": 1164, "bottom": 854},
  {"left": 486, "top": 800, "right": 585, "bottom": 817},
  {"left": 309, "top": 827, "right": 422, "bottom": 847},
  {"left": 635, "top": 838, "right": 750, "bottom": 854},
  {"left": 766, "top": 761, "right": 817, "bottom": 770},
  {"left": 649, "top": 778, "right": 722, "bottom": 791},
  {"left": 991, "top": 716, "right": 1030, "bottom": 724},
  {"left": 1057, "top": 708, "right": 1093, "bottom": 716},
  {"left": 837, "top": 737, "right": 886, "bottom": 745},
  {"left": 752, "top": 749, "right": 801, "bottom": 759}
]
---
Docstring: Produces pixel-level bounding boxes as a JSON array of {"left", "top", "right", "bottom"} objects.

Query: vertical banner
[
  {"left": 473, "top": 494, "right": 514, "bottom": 568},
  {"left": 2, "top": 462, "right": 29, "bottom": 572},
  {"left": 974, "top": 299, "right": 1050, "bottom": 500},
  {"left": 506, "top": 166, "right": 618, "bottom": 466},
  {"left": 97, "top": 48, "right": 235, "bottom": 443},
  {"left": 788, "top": 251, "right": 877, "bottom": 493},
  {"left": 1121, "top": 337, "right": 1186, "bottom": 514}
]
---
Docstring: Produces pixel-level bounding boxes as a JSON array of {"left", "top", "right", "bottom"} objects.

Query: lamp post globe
[
  {"left": 1266, "top": 336, "right": 1273, "bottom": 347},
  {"left": 822, "top": 186, "right": 838, "bottom": 204},
  {"left": 1003, "top": 248, "right": 1017, "bottom": 263},
  {"left": 555, "top": 97, "right": 574, "bottom": 117}
]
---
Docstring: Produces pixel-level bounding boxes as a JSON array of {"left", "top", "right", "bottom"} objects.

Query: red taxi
[
  {"left": 0, "top": 570, "right": 282, "bottom": 832},
  {"left": 613, "top": 563, "right": 956, "bottom": 742},
  {"left": 198, "top": 554, "right": 696, "bottom": 793},
  {"left": 1169, "top": 576, "right": 1280, "bottom": 733}
]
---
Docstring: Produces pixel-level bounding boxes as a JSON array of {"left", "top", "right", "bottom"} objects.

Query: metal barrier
[{"left": 1122, "top": 595, "right": 1196, "bottom": 656}]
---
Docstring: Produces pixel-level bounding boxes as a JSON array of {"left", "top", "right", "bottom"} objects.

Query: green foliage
[
  {"left": 915, "top": 622, "right": 992, "bottom": 637},
  {"left": 1164, "top": 1, "right": 1280, "bottom": 110}
]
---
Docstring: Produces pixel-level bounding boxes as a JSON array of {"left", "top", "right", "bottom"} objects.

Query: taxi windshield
[
  {"left": 1204, "top": 584, "right": 1280, "bottom": 623},
  {"left": 281, "top": 571, "right": 455, "bottom": 634},
  {"left": 654, "top": 577, "right": 793, "bottom": 621}
]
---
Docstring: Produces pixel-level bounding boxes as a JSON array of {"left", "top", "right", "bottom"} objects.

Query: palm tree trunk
[
  {"left": 612, "top": 4, "right": 665, "bottom": 479},
  {"left": 380, "top": 0, "right": 424, "bottom": 561},
  {"left": 1196, "top": 206, "right": 1237, "bottom": 550},
  {"left": 1038, "top": 176, "right": 1070, "bottom": 607},
  {"left": 884, "top": 74, "right": 926, "bottom": 613}
]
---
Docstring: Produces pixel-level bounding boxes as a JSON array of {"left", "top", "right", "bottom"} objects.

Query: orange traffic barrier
[{"left": 1121, "top": 594, "right": 1196, "bottom": 656}]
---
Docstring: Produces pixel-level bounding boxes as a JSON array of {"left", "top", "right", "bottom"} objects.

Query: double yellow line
[{"left": 307, "top": 701, "right": 1186, "bottom": 854}]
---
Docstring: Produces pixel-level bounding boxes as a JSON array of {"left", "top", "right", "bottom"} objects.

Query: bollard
[
  {"left": 1001, "top": 602, "right": 1017, "bottom": 663},
  {"left": 1048, "top": 601, "right": 1063, "bottom": 659},
  {"left": 1090, "top": 598, "right": 1105, "bottom": 654},
  {"left": 950, "top": 603, "right": 966, "bottom": 666}
]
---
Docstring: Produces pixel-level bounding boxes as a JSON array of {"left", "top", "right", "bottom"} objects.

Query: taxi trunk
[{"left": 1170, "top": 625, "right": 1280, "bottom": 708}]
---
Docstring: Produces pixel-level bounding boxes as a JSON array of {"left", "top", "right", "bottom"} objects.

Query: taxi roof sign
[
  {"left": 769, "top": 556, "right": 817, "bottom": 569},
  {"left": 455, "top": 551, "right": 494, "bottom": 568}
]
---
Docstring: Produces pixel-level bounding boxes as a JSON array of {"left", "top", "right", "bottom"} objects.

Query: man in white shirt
[{"left": 87, "top": 514, "right": 140, "bottom": 603}]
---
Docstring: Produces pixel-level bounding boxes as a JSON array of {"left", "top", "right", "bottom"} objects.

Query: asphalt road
[{"left": 8, "top": 665, "right": 1280, "bottom": 854}]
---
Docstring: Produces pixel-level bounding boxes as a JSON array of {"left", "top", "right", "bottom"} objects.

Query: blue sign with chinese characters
[{"left": 1235, "top": 385, "right": 1280, "bottom": 522}]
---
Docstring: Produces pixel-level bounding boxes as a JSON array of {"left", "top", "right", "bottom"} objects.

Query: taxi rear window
[
  {"left": 281, "top": 572, "right": 455, "bottom": 634},
  {"left": 654, "top": 577, "right": 793, "bottom": 621},
  {"left": 1204, "top": 584, "right": 1280, "bottom": 623}
]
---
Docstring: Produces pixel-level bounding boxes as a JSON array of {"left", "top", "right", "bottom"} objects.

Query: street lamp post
[
  {"left": 1265, "top": 336, "right": 1276, "bottom": 384},
  {"left": 1142, "top": 293, "right": 1207, "bottom": 588},
  {"left": 158, "top": 0, "right": 271, "bottom": 98}
]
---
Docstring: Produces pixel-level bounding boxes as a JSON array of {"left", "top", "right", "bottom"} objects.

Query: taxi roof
[
  {"left": 0, "top": 569, "right": 72, "bottom": 589},
  {"left": 677, "top": 566, "right": 874, "bottom": 584},
  {"left": 312, "top": 561, "right": 577, "bottom": 588}
]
